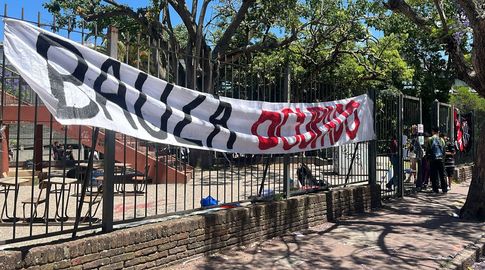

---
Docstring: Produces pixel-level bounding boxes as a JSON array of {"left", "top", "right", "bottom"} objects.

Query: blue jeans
[{"left": 388, "top": 154, "right": 399, "bottom": 187}]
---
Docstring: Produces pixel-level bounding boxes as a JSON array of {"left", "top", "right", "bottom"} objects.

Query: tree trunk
[{"left": 459, "top": 117, "right": 485, "bottom": 221}]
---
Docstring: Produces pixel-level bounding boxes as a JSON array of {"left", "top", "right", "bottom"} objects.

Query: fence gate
[
  {"left": 376, "top": 92, "right": 422, "bottom": 199},
  {"left": 402, "top": 95, "right": 422, "bottom": 195}
]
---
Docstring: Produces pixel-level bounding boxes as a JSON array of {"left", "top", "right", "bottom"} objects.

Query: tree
[
  {"left": 450, "top": 86, "right": 485, "bottom": 113},
  {"left": 384, "top": 0, "right": 485, "bottom": 220},
  {"left": 44, "top": 0, "right": 319, "bottom": 92}
]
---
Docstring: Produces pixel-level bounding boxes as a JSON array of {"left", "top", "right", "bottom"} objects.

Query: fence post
[
  {"left": 450, "top": 105, "right": 455, "bottom": 141},
  {"left": 367, "top": 89, "right": 377, "bottom": 187},
  {"left": 419, "top": 98, "right": 423, "bottom": 124},
  {"left": 102, "top": 26, "right": 117, "bottom": 233},
  {"left": 433, "top": 99, "right": 440, "bottom": 129},
  {"left": 283, "top": 63, "right": 291, "bottom": 198},
  {"left": 397, "top": 93, "right": 404, "bottom": 197}
]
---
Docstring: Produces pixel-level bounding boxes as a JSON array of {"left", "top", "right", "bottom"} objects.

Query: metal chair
[
  {"left": 22, "top": 173, "right": 49, "bottom": 222},
  {"left": 132, "top": 165, "right": 150, "bottom": 193}
]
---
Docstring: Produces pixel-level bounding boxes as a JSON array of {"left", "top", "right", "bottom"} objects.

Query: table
[
  {"left": 0, "top": 177, "right": 29, "bottom": 222},
  {"left": 78, "top": 162, "right": 103, "bottom": 169},
  {"left": 44, "top": 177, "right": 79, "bottom": 221},
  {"left": 114, "top": 163, "right": 132, "bottom": 167},
  {"left": 95, "top": 172, "right": 145, "bottom": 193}
]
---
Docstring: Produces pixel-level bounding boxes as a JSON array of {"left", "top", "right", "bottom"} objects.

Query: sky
[
  {"left": 0, "top": 0, "right": 382, "bottom": 42},
  {"left": 0, "top": 0, "right": 161, "bottom": 22},
  {"left": 0, "top": 0, "right": 188, "bottom": 41}
]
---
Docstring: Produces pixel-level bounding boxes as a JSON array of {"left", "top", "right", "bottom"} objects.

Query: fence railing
[{"left": 0, "top": 9, "right": 371, "bottom": 246}]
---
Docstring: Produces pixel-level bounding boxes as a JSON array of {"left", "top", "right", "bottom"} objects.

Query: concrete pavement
[{"left": 166, "top": 180, "right": 484, "bottom": 270}]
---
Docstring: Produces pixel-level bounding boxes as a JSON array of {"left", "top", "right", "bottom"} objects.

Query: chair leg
[
  {"left": 22, "top": 203, "right": 37, "bottom": 223},
  {"left": 22, "top": 203, "right": 26, "bottom": 222}
]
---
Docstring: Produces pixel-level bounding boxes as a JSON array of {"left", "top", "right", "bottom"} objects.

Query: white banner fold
[{"left": 3, "top": 18, "right": 375, "bottom": 154}]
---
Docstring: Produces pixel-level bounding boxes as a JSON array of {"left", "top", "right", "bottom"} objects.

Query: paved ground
[{"left": 165, "top": 180, "right": 484, "bottom": 270}]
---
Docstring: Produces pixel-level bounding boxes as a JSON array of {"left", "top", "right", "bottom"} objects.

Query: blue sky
[
  {"left": 0, "top": 0, "right": 163, "bottom": 22},
  {"left": 0, "top": 0, "right": 188, "bottom": 41},
  {"left": 0, "top": 0, "right": 382, "bottom": 42}
]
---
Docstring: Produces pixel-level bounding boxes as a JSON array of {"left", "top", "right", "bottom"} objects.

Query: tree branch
[
  {"left": 82, "top": 9, "right": 136, "bottom": 21},
  {"left": 223, "top": 31, "right": 298, "bottom": 60},
  {"left": 168, "top": 0, "right": 197, "bottom": 41},
  {"left": 384, "top": 0, "right": 432, "bottom": 31},
  {"left": 456, "top": 0, "right": 485, "bottom": 27},
  {"left": 191, "top": 0, "right": 198, "bottom": 17},
  {"left": 195, "top": 0, "right": 211, "bottom": 57},
  {"left": 433, "top": 0, "right": 449, "bottom": 33},
  {"left": 385, "top": 0, "right": 481, "bottom": 91},
  {"left": 212, "top": 0, "right": 255, "bottom": 57},
  {"left": 162, "top": 2, "right": 179, "bottom": 52}
]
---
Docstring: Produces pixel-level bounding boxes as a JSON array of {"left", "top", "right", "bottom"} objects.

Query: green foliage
[{"left": 450, "top": 86, "right": 485, "bottom": 113}]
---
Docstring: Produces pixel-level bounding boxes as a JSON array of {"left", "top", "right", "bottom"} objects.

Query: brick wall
[
  {"left": 454, "top": 165, "right": 473, "bottom": 183},
  {"left": 0, "top": 185, "right": 380, "bottom": 270}
]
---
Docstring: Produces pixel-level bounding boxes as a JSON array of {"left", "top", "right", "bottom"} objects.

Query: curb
[{"left": 442, "top": 234, "right": 485, "bottom": 269}]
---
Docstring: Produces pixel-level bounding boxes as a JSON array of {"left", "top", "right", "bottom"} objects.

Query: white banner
[{"left": 3, "top": 19, "right": 375, "bottom": 154}]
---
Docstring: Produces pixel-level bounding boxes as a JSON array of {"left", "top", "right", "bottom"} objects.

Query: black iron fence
[
  {"left": 0, "top": 9, "right": 371, "bottom": 246},
  {"left": 0, "top": 6, "right": 475, "bottom": 247}
]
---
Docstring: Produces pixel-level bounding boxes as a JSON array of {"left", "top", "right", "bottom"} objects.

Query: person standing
[
  {"left": 386, "top": 136, "right": 399, "bottom": 191},
  {"left": 444, "top": 136, "right": 456, "bottom": 190},
  {"left": 408, "top": 125, "right": 423, "bottom": 183},
  {"left": 416, "top": 132, "right": 431, "bottom": 190},
  {"left": 425, "top": 127, "right": 447, "bottom": 193},
  {"left": 52, "top": 141, "right": 60, "bottom": 160}
]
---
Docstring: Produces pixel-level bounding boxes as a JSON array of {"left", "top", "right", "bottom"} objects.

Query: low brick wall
[
  {"left": 454, "top": 165, "right": 473, "bottom": 183},
  {"left": 0, "top": 185, "right": 380, "bottom": 270}
]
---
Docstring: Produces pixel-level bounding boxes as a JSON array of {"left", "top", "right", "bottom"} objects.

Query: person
[
  {"left": 444, "top": 136, "right": 455, "bottom": 190},
  {"left": 416, "top": 132, "right": 431, "bottom": 190},
  {"left": 425, "top": 127, "right": 447, "bottom": 193},
  {"left": 65, "top": 145, "right": 74, "bottom": 160},
  {"left": 386, "top": 135, "right": 399, "bottom": 191},
  {"left": 407, "top": 125, "right": 422, "bottom": 183},
  {"left": 52, "top": 141, "right": 61, "bottom": 160},
  {"left": 8, "top": 146, "right": 13, "bottom": 161}
]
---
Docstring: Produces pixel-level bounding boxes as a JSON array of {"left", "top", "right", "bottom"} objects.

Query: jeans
[
  {"left": 388, "top": 154, "right": 399, "bottom": 187},
  {"left": 430, "top": 158, "right": 447, "bottom": 193}
]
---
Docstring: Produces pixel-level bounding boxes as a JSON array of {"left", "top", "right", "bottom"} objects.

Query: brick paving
[{"left": 165, "top": 180, "right": 484, "bottom": 270}]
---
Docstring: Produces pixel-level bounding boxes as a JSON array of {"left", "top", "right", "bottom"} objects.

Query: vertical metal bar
[
  {"left": 283, "top": 63, "right": 291, "bottom": 198},
  {"left": 145, "top": 141, "right": 148, "bottom": 217},
  {"left": 435, "top": 100, "right": 440, "bottom": 129},
  {"left": 12, "top": 75, "right": 21, "bottom": 239},
  {"left": 419, "top": 97, "right": 423, "bottom": 125},
  {"left": 155, "top": 144, "right": 159, "bottom": 215},
  {"left": 134, "top": 139, "right": 138, "bottom": 217},
  {"left": 1, "top": 3, "right": 8, "bottom": 228},
  {"left": 0, "top": 4, "right": 7, "bottom": 123},
  {"left": 368, "top": 89, "right": 377, "bottom": 187},
  {"left": 397, "top": 93, "right": 404, "bottom": 197},
  {"left": 73, "top": 128, "right": 99, "bottom": 237},
  {"left": 184, "top": 149, "right": 187, "bottom": 211},
  {"left": 46, "top": 114, "right": 53, "bottom": 233},
  {"left": 29, "top": 77, "right": 39, "bottom": 237},
  {"left": 102, "top": 26, "right": 118, "bottom": 233},
  {"left": 174, "top": 148, "right": 178, "bottom": 212},
  {"left": 448, "top": 105, "right": 455, "bottom": 141}
]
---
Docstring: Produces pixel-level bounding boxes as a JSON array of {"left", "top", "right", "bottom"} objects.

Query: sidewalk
[{"left": 166, "top": 180, "right": 484, "bottom": 270}]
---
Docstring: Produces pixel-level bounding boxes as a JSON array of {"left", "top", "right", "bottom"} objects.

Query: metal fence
[
  {"left": 0, "top": 9, "right": 372, "bottom": 246},
  {"left": 432, "top": 100, "right": 475, "bottom": 165}
]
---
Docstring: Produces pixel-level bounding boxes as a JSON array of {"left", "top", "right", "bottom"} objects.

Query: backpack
[{"left": 430, "top": 137, "right": 444, "bottom": 160}]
